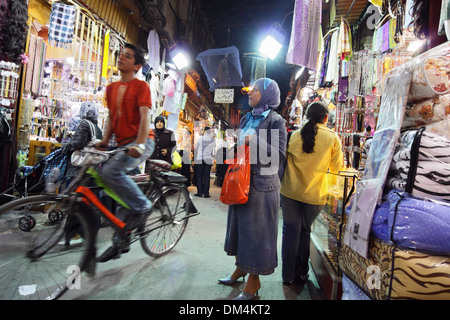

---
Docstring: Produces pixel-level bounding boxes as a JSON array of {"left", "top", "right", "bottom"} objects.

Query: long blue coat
[{"left": 224, "top": 109, "right": 287, "bottom": 275}]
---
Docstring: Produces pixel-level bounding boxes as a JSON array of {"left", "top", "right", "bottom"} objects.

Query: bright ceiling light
[
  {"left": 258, "top": 35, "right": 283, "bottom": 60},
  {"left": 172, "top": 51, "right": 190, "bottom": 70}
]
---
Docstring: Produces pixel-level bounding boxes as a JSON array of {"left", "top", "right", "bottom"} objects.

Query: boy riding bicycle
[{"left": 95, "top": 43, "right": 155, "bottom": 262}]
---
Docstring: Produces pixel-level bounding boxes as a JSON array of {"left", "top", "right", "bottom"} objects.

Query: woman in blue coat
[{"left": 219, "top": 78, "right": 287, "bottom": 300}]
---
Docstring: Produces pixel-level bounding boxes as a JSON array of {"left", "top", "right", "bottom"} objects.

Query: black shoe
[
  {"left": 95, "top": 245, "right": 129, "bottom": 263},
  {"left": 203, "top": 195, "right": 211, "bottom": 198},
  {"left": 194, "top": 194, "right": 203, "bottom": 197},
  {"left": 123, "top": 209, "right": 151, "bottom": 232}
]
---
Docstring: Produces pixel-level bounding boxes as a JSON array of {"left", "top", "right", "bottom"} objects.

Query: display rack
[{"left": 310, "top": 170, "right": 356, "bottom": 300}]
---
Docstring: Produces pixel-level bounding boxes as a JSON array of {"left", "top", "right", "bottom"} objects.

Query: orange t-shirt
[{"left": 106, "top": 78, "right": 155, "bottom": 145}]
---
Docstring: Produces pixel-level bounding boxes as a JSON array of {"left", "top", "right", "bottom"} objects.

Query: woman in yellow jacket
[{"left": 280, "top": 102, "right": 344, "bottom": 285}]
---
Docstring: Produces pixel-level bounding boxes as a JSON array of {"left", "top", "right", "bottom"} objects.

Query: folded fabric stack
[
  {"left": 340, "top": 237, "right": 450, "bottom": 300},
  {"left": 387, "top": 129, "right": 450, "bottom": 202},
  {"left": 342, "top": 43, "right": 450, "bottom": 300},
  {"left": 372, "top": 190, "right": 450, "bottom": 254}
]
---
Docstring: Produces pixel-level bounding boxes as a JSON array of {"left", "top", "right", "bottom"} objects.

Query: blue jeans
[
  {"left": 100, "top": 138, "right": 155, "bottom": 214},
  {"left": 281, "top": 194, "right": 322, "bottom": 282},
  {"left": 196, "top": 162, "right": 212, "bottom": 196}
]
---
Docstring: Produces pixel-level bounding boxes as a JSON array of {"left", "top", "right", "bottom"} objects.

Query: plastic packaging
[
  {"left": 344, "top": 41, "right": 450, "bottom": 258},
  {"left": 371, "top": 189, "right": 450, "bottom": 254},
  {"left": 340, "top": 237, "right": 450, "bottom": 300},
  {"left": 387, "top": 129, "right": 450, "bottom": 202}
]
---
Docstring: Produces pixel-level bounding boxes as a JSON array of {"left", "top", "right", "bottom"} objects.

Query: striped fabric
[{"left": 387, "top": 129, "right": 450, "bottom": 202}]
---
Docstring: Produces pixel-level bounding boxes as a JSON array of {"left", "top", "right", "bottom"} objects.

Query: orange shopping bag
[{"left": 220, "top": 144, "right": 251, "bottom": 205}]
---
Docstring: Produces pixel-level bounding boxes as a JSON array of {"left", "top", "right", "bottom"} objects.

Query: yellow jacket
[{"left": 281, "top": 124, "right": 344, "bottom": 205}]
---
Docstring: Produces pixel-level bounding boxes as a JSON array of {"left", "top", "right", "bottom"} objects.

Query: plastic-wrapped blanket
[
  {"left": 402, "top": 95, "right": 449, "bottom": 129},
  {"left": 371, "top": 190, "right": 450, "bottom": 254},
  {"left": 408, "top": 45, "right": 450, "bottom": 102},
  {"left": 387, "top": 129, "right": 450, "bottom": 202},
  {"left": 340, "top": 237, "right": 450, "bottom": 300},
  {"left": 342, "top": 274, "right": 371, "bottom": 300}
]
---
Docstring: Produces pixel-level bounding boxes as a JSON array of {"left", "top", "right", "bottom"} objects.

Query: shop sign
[{"left": 214, "top": 89, "right": 234, "bottom": 103}]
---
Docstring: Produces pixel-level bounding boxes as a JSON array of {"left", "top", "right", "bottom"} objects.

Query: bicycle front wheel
[
  {"left": 0, "top": 194, "right": 92, "bottom": 300},
  {"left": 139, "top": 185, "right": 190, "bottom": 257}
]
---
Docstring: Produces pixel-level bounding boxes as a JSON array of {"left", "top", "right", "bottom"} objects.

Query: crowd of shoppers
[{"left": 49, "top": 65, "right": 344, "bottom": 300}]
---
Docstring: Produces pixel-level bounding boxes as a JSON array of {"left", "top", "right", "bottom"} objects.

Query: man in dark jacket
[{"left": 149, "top": 116, "right": 176, "bottom": 164}]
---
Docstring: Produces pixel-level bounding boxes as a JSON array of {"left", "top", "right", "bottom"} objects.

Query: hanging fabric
[
  {"left": 147, "top": 30, "right": 160, "bottom": 72},
  {"left": 285, "top": 0, "right": 322, "bottom": 71},
  {"left": 325, "top": 31, "right": 339, "bottom": 85},
  {"left": 337, "top": 18, "right": 352, "bottom": 61},
  {"left": 48, "top": 3, "right": 76, "bottom": 49}
]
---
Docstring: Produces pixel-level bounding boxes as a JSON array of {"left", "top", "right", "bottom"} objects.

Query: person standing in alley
[
  {"left": 194, "top": 126, "right": 215, "bottom": 198},
  {"left": 148, "top": 116, "right": 176, "bottom": 165},
  {"left": 280, "top": 101, "right": 344, "bottom": 285},
  {"left": 179, "top": 127, "right": 193, "bottom": 187},
  {"left": 219, "top": 78, "right": 287, "bottom": 300},
  {"left": 95, "top": 43, "right": 156, "bottom": 263}
]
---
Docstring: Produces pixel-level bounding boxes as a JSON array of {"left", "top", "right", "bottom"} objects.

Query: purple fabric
[
  {"left": 382, "top": 21, "right": 390, "bottom": 52},
  {"left": 251, "top": 78, "right": 281, "bottom": 116},
  {"left": 371, "top": 190, "right": 450, "bottom": 254},
  {"left": 338, "top": 77, "right": 349, "bottom": 102},
  {"left": 285, "top": 0, "right": 322, "bottom": 70}
]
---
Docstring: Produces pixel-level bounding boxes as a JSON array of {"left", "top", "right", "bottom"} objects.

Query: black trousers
[{"left": 196, "top": 162, "right": 212, "bottom": 196}]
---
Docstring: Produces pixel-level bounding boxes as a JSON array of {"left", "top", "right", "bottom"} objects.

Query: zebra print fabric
[
  {"left": 340, "top": 237, "right": 450, "bottom": 300},
  {"left": 387, "top": 129, "right": 450, "bottom": 202}
]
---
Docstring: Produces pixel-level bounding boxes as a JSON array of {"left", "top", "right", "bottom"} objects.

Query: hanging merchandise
[
  {"left": 325, "top": 31, "right": 340, "bottom": 85},
  {"left": 196, "top": 46, "right": 244, "bottom": 91},
  {"left": 48, "top": 2, "right": 77, "bottom": 49},
  {"left": 147, "top": 29, "right": 160, "bottom": 72},
  {"left": 338, "top": 18, "right": 352, "bottom": 61},
  {"left": 0, "top": 0, "right": 28, "bottom": 64},
  {"left": 162, "top": 69, "right": 184, "bottom": 114},
  {"left": 286, "top": 0, "right": 322, "bottom": 71},
  {"left": 24, "top": 35, "right": 47, "bottom": 96}
]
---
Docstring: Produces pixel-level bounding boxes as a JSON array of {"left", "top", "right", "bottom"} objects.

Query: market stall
[{"left": 287, "top": 0, "right": 450, "bottom": 300}]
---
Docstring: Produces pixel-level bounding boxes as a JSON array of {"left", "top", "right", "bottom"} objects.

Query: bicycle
[{"left": 0, "top": 147, "right": 199, "bottom": 300}]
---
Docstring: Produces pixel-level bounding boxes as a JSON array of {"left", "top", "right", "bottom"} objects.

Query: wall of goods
[
  {"left": 5, "top": 0, "right": 196, "bottom": 171},
  {"left": 292, "top": 1, "right": 450, "bottom": 300},
  {"left": 15, "top": 1, "right": 121, "bottom": 167}
]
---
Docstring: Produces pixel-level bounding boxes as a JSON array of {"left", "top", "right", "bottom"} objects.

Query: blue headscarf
[{"left": 251, "top": 78, "right": 281, "bottom": 116}]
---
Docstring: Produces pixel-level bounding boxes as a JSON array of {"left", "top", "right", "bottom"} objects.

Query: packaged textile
[
  {"left": 402, "top": 95, "right": 449, "bottom": 129},
  {"left": 340, "top": 237, "right": 450, "bottom": 300},
  {"left": 387, "top": 128, "right": 450, "bottom": 202},
  {"left": 371, "top": 190, "right": 450, "bottom": 254},
  {"left": 408, "top": 43, "right": 450, "bottom": 102},
  {"left": 342, "top": 274, "right": 371, "bottom": 300}
]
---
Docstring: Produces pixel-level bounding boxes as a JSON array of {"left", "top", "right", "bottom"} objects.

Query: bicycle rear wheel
[
  {"left": 139, "top": 185, "right": 190, "bottom": 257},
  {"left": 0, "top": 194, "right": 92, "bottom": 300}
]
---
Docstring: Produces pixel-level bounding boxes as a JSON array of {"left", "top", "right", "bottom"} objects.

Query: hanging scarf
[
  {"left": 48, "top": 3, "right": 76, "bottom": 49},
  {"left": 338, "top": 18, "right": 352, "bottom": 61}
]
